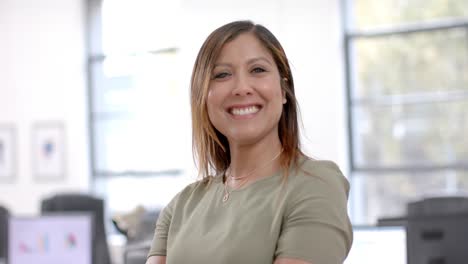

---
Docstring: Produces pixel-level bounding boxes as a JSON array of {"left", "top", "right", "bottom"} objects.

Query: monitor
[
  {"left": 344, "top": 225, "right": 407, "bottom": 264},
  {"left": 8, "top": 214, "right": 92, "bottom": 264}
]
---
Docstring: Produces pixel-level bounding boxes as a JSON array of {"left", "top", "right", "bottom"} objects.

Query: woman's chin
[{"left": 226, "top": 130, "right": 275, "bottom": 147}]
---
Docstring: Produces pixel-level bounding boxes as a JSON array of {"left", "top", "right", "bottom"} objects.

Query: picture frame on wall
[
  {"left": 0, "top": 124, "right": 16, "bottom": 182},
  {"left": 32, "top": 122, "right": 66, "bottom": 182}
]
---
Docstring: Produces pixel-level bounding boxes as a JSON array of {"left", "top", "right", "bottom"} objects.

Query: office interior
[{"left": 1, "top": 0, "right": 467, "bottom": 263}]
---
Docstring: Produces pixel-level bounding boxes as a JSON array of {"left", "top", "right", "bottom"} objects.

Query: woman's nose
[{"left": 232, "top": 74, "right": 253, "bottom": 96}]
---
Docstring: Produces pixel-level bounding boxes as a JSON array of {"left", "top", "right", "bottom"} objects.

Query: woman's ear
[{"left": 281, "top": 78, "right": 288, "bottom": 104}]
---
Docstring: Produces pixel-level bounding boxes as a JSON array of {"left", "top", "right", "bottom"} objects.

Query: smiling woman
[
  {"left": 207, "top": 32, "right": 285, "bottom": 147},
  {"left": 146, "top": 20, "right": 353, "bottom": 264}
]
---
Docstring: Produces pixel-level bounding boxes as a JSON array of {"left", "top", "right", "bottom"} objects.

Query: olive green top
[{"left": 148, "top": 158, "right": 353, "bottom": 264}]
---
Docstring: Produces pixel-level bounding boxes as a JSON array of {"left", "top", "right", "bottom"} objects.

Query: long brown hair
[{"left": 190, "top": 20, "right": 304, "bottom": 181}]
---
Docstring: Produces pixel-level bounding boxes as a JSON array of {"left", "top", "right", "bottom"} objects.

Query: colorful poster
[{"left": 32, "top": 123, "right": 66, "bottom": 181}]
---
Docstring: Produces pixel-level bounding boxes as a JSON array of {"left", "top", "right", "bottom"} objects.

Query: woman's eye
[
  {"left": 252, "top": 67, "right": 266, "bottom": 73},
  {"left": 214, "top": 72, "right": 230, "bottom": 79}
]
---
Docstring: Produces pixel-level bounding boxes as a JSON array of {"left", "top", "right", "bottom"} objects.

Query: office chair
[
  {"left": 0, "top": 205, "right": 9, "bottom": 261},
  {"left": 41, "top": 193, "right": 111, "bottom": 264}
]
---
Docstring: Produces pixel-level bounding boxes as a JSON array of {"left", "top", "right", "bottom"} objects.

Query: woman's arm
[
  {"left": 274, "top": 161, "right": 353, "bottom": 264},
  {"left": 274, "top": 258, "right": 311, "bottom": 264},
  {"left": 146, "top": 256, "right": 166, "bottom": 264}
]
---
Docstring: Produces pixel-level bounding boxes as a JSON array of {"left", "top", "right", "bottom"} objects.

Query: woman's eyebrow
[
  {"left": 213, "top": 56, "right": 273, "bottom": 68},
  {"left": 213, "top": 62, "right": 232, "bottom": 68},
  {"left": 247, "top": 56, "right": 273, "bottom": 66}
]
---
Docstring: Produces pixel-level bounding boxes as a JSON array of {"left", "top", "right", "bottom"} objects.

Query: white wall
[{"left": 0, "top": 0, "right": 90, "bottom": 214}]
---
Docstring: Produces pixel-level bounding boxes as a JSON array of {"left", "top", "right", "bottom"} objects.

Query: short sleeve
[
  {"left": 147, "top": 193, "right": 179, "bottom": 258},
  {"left": 275, "top": 161, "right": 353, "bottom": 264}
]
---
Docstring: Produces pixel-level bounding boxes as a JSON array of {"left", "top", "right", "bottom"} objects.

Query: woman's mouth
[{"left": 229, "top": 105, "right": 261, "bottom": 116}]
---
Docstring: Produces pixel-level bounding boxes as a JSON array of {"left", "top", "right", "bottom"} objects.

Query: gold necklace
[{"left": 222, "top": 149, "right": 283, "bottom": 203}]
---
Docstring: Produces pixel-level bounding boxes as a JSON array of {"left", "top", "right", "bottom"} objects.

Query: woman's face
[{"left": 207, "top": 32, "right": 285, "bottom": 146}]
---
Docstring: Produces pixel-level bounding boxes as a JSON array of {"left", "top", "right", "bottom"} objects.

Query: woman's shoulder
[
  {"left": 159, "top": 176, "right": 222, "bottom": 217},
  {"left": 288, "top": 156, "right": 350, "bottom": 194},
  {"left": 172, "top": 175, "right": 222, "bottom": 202}
]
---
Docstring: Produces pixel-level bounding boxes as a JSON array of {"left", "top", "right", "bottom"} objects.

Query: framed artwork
[
  {"left": 0, "top": 124, "right": 15, "bottom": 182},
  {"left": 32, "top": 122, "right": 66, "bottom": 181}
]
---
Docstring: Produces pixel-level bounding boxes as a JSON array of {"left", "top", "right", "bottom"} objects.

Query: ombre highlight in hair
[{"left": 190, "top": 20, "right": 304, "bottom": 181}]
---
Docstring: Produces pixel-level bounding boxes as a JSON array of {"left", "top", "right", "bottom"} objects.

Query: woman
[{"left": 146, "top": 20, "right": 353, "bottom": 264}]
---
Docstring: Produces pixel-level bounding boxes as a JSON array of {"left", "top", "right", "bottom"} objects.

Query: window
[
  {"left": 344, "top": 0, "right": 468, "bottom": 224},
  {"left": 87, "top": 0, "right": 192, "bottom": 223}
]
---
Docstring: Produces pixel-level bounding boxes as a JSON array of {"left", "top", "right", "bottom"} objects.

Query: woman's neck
[{"left": 228, "top": 138, "right": 283, "bottom": 181}]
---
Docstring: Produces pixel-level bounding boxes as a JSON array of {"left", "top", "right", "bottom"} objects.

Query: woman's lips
[{"left": 229, "top": 105, "right": 261, "bottom": 116}]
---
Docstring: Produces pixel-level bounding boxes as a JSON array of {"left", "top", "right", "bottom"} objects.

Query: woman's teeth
[{"left": 231, "top": 106, "right": 260, "bottom": 116}]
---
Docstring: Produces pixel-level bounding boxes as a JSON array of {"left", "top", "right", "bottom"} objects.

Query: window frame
[
  {"left": 86, "top": 0, "right": 183, "bottom": 181},
  {"left": 341, "top": 0, "right": 468, "bottom": 224},
  {"left": 341, "top": 0, "right": 468, "bottom": 173}
]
